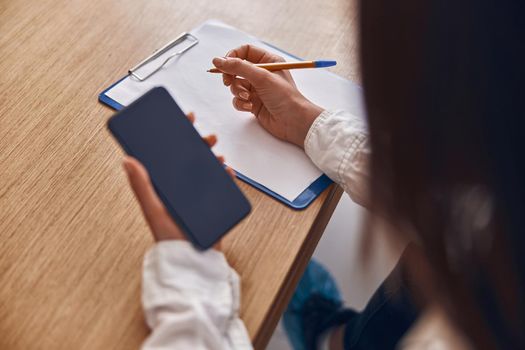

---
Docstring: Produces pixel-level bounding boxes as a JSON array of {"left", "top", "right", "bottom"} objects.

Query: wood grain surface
[{"left": 0, "top": 0, "right": 358, "bottom": 349}]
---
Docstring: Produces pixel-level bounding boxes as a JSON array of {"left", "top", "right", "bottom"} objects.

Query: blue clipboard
[{"left": 99, "top": 38, "right": 332, "bottom": 210}]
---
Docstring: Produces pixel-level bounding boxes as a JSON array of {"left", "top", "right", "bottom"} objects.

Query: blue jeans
[
  {"left": 341, "top": 263, "right": 419, "bottom": 349},
  {"left": 284, "top": 250, "right": 419, "bottom": 350}
]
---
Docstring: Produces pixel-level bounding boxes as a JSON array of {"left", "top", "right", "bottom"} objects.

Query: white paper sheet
[{"left": 106, "top": 20, "right": 365, "bottom": 202}]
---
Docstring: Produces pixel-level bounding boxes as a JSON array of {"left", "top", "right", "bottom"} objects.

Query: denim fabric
[
  {"left": 283, "top": 259, "right": 343, "bottom": 350},
  {"left": 283, "top": 258, "right": 419, "bottom": 350},
  {"left": 342, "top": 264, "right": 419, "bottom": 349}
]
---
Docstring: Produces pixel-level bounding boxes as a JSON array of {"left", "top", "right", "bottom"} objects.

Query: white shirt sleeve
[
  {"left": 304, "top": 110, "right": 370, "bottom": 207},
  {"left": 141, "top": 241, "right": 253, "bottom": 350}
]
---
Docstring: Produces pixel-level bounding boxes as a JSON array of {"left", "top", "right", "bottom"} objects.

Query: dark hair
[{"left": 360, "top": 0, "right": 525, "bottom": 348}]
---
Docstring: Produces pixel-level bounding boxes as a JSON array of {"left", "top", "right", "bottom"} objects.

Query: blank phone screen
[{"left": 107, "top": 87, "right": 251, "bottom": 249}]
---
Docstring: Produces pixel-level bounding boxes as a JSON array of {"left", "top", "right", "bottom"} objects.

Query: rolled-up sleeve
[
  {"left": 304, "top": 110, "right": 370, "bottom": 207},
  {"left": 141, "top": 241, "right": 252, "bottom": 350}
]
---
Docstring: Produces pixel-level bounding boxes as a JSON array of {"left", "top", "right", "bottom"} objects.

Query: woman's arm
[
  {"left": 214, "top": 45, "right": 370, "bottom": 207},
  {"left": 304, "top": 110, "right": 369, "bottom": 207},
  {"left": 141, "top": 241, "right": 251, "bottom": 350},
  {"left": 123, "top": 143, "right": 252, "bottom": 349}
]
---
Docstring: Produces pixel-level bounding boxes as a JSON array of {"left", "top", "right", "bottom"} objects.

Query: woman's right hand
[{"left": 212, "top": 45, "right": 323, "bottom": 149}]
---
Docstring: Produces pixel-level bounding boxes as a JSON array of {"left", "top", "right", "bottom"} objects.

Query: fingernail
[
  {"left": 213, "top": 57, "right": 226, "bottom": 67},
  {"left": 243, "top": 102, "right": 253, "bottom": 110},
  {"left": 239, "top": 92, "right": 249, "bottom": 100}
]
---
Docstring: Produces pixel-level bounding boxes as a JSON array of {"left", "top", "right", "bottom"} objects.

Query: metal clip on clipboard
[{"left": 128, "top": 32, "right": 199, "bottom": 81}]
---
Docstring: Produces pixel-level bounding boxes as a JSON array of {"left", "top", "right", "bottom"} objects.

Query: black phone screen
[{"left": 107, "top": 87, "right": 251, "bottom": 249}]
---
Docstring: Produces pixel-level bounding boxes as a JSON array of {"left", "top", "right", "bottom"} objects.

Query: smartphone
[{"left": 107, "top": 87, "right": 251, "bottom": 250}]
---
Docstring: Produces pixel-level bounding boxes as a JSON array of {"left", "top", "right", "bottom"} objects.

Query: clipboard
[{"left": 99, "top": 22, "right": 343, "bottom": 210}]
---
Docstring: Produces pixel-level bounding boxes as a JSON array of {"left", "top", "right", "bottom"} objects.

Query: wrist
[
  {"left": 152, "top": 224, "right": 186, "bottom": 242},
  {"left": 293, "top": 98, "right": 323, "bottom": 148},
  {"left": 155, "top": 234, "right": 185, "bottom": 242}
]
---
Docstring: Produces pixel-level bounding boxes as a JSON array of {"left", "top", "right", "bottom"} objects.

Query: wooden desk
[{"left": 0, "top": 0, "right": 358, "bottom": 348}]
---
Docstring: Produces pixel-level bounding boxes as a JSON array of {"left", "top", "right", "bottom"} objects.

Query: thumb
[
  {"left": 123, "top": 157, "right": 165, "bottom": 229},
  {"left": 212, "top": 57, "right": 270, "bottom": 86}
]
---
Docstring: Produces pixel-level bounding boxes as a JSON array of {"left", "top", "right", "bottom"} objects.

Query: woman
[{"left": 123, "top": 0, "right": 525, "bottom": 348}]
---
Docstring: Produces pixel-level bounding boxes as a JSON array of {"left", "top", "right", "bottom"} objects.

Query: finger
[
  {"left": 223, "top": 73, "right": 235, "bottom": 87},
  {"left": 226, "top": 167, "right": 236, "bottom": 179},
  {"left": 237, "top": 77, "right": 252, "bottom": 89},
  {"left": 223, "top": 50, "right": 238, "bottom": 86},
  {"left": 123, "top": 157, "right": 166, "bottom": 230},
  {"left": 213, "top": 57, "right": 270, "bottom": 86},
  {"left": 215, "top": 155, "right": 235, "bottom": 178},
  {"left": 230, "top": 80, "right": 251, "bottom": 101},
  {"left": 203, "top": 134, "right": 217, "bottom": 147},
  {"left": 227, "top": 44, "right": 285, "bottom": 64},
  {"left": 221, "top": 45, "right": 285, "bottom": 86},
  {"left": 187, "top": 112, "right": 195, "bottom": 124},
  {"left": 232, "top": 97, "right": 253, "bottom": 112}
]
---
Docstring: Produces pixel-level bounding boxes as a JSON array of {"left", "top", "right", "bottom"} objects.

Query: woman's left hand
[{"left": 123, "top": 112, "right": 234, "bottom": 245}]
